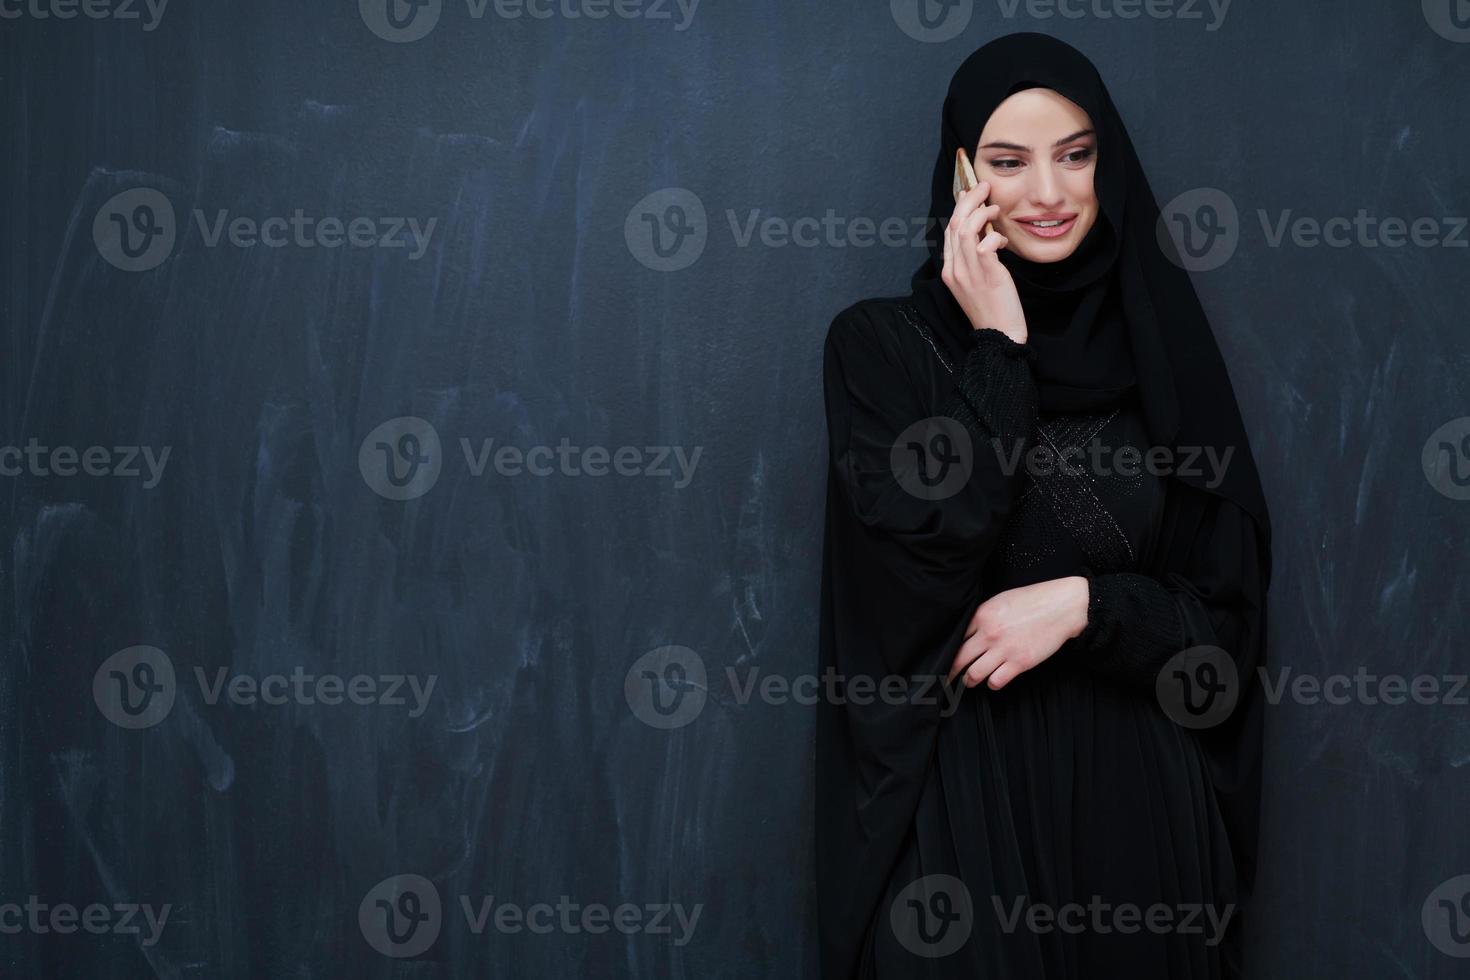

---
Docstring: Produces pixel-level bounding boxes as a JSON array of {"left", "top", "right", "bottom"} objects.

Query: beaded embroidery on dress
[{"left": 998, "top": 409, "right": 1144, "bottom": 575}]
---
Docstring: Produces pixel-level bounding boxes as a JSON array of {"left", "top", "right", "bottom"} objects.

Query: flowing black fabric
[{"left": 816, "top": 31, "right": 1273, "bottom": 980}]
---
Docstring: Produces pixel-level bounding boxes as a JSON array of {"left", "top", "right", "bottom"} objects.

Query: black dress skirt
[{"left": 818, "top": 294, "right": 1263, "bottom": 980}]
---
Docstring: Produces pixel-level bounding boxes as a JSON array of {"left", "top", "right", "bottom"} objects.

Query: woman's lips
[{"left": 1013, "top": 215, "right": 1077, "bottom": 239}]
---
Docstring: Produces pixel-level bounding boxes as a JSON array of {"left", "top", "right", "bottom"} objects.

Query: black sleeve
[
  {"left": 1071, "top": 495, "right": 1264, "bottom": 692},
  {"left": 823, "top": 304, "right": 1038, "bottom": 683},
  {"left": 1069, "top": 568, "right": 1184, "bottom": 686},
  {"left": 941, "top": 327, "right": 1040, "bottom": 453}
]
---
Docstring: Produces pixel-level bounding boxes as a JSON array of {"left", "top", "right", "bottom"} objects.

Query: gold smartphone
[{"left": 952, "top": 147, "right": 996, "bottom": 238}]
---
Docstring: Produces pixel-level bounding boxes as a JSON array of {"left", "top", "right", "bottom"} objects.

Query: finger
[
  {"left": 962, "top": 203, "right": 999, "bottom": 237},
  {"left": 987, "top": 660, "right": 1022, "bottom": 691},
  {"left": 956, "top": 209, "right": 999, "bottom": 278},
  {"left": 947, "top": 635, "right": 987, "bottom": 683},
  {"left": 957, "top": 222, "right": 990, "bottom": 281},
  {"left": 964, "top": 648, "right": 1006, "bottom": 689},
  {"left": 987, "top": 658, "right": 1034, "bottom": 690},
  {"left": 964, "top": 605, "right": 984, "bottom": 640},
  {"left": 951, "top": 179, "right": 990, "bottom": 227},
  {"left": 976, "top": 230, "right": 1008, "bottom": 255},
  {"left": 944, "top": 214, "right": 966, "bottom": 269}
]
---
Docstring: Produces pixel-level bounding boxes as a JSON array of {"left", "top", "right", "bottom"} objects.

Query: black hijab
[{"left": 908, "top": 31, "right": 1271, "bottom": 550}]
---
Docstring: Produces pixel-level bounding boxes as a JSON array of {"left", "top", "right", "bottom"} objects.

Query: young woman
[{"left": 816, "top": 32, "right": 1272, "bottom": 979}]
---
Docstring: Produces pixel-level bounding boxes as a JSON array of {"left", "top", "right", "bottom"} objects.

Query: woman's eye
[
  {"left": 1063, "top": 147, "right": 1096, "bottom": 165},
  {"left": 989, "top": 159, "right": 1021, "bottom": 171}
]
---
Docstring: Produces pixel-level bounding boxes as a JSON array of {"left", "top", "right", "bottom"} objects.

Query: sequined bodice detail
[{"left": 988, "top": 403, "right": 1165, "bottom": 590}]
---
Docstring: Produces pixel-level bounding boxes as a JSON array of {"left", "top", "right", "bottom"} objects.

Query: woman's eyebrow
[{"left": 978, "top": 128, "right": 1096, "bottom": 152}]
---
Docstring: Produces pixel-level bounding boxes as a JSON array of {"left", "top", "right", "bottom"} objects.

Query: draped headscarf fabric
[{"left": 908, "top": 31, "right": 1271, "bottom": 548}]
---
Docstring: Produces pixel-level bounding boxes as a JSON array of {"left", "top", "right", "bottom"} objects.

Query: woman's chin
[{"left": 1010, "top": 238, "right": 1080, "bottom": 262}]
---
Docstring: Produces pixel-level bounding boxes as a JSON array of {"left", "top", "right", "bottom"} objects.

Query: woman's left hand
[{"left": 948, "top": 576, "right": 1090, "bottom": 691}]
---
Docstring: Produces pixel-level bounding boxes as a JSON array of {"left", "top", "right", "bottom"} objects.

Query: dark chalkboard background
[{"left": 4, "top": 2, "right": 1470, "bottom": 977}]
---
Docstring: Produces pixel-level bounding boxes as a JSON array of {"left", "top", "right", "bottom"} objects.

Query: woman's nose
[{"left": 1027, "top": 165, "right": 1065, "bottom": 208}]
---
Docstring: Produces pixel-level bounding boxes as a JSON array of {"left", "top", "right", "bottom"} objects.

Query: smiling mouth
[{"left": 1014, "top": 215, "right": 1077, "bottom": 239}]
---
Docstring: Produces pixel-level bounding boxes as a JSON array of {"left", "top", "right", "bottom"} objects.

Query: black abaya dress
[{"left": 817, "top": 292, "right": 1266, "bottom": 980}]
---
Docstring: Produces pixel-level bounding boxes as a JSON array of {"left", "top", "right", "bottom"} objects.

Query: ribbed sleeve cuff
[
  {"left": 940, "top": 329, "right": 1038, "bottom": 453},
  {"left": 1075, "top": 568, "right": 1186, "bottom": 688}
]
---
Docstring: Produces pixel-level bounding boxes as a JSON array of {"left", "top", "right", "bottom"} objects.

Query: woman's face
[{"left": 974, "top": 87, "right": 1099, "bottom": 262}]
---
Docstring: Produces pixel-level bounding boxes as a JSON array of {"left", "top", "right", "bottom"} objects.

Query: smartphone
[{"left": 952, "top": 147, "right": 996, "bottom": 239}]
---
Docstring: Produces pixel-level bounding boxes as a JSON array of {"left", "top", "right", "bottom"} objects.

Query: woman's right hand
[{"left": 941, "top": 181, "right": 1028, "bottom": 345}]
